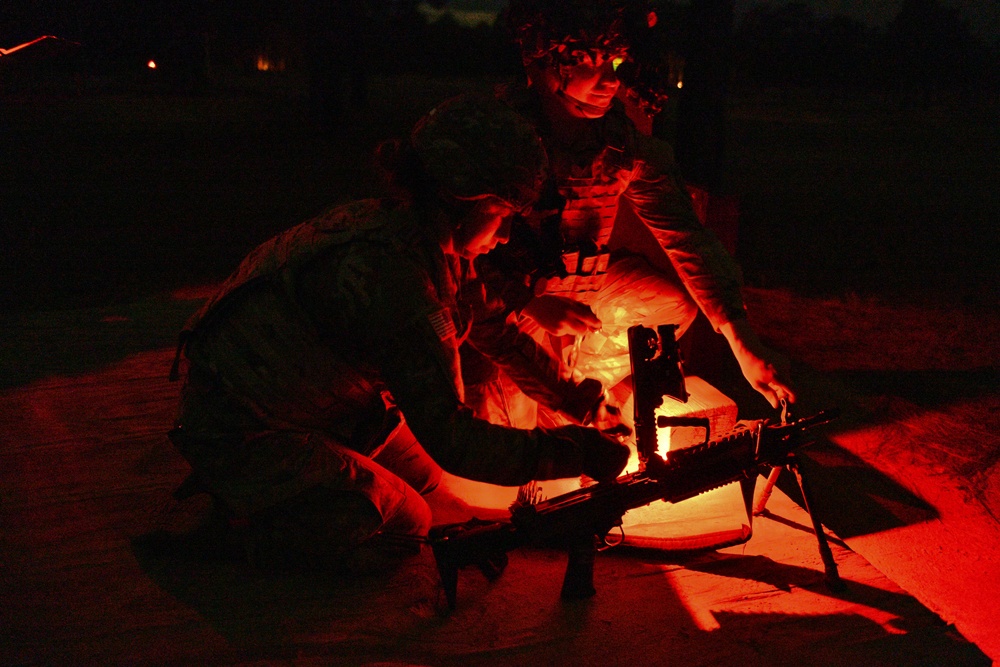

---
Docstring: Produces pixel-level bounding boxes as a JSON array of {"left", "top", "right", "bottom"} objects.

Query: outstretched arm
[
  {"left": 355, "top": 252, "right": 626, "bottom": 485},
  {"left": 719, "top": 318, "right": 797, "bottom": 408},
  {"left": 625, "top": 131, "right": 795, "bottom": 406}
]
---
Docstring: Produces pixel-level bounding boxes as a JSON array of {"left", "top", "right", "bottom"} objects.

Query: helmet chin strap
[{"left": 555, "top": 87, "right": 610, "bottom": 117}]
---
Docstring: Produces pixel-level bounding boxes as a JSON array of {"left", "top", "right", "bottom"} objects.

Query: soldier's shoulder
[
  {"left": 304, "top": 198, "right": 419, "bottom": 242},
  {"left": 632, "top": 127, "right": 678, "bottom": 172},
  {"left": 494, "top": 82, "right": 544, "bottom": 125},
  {"left": 599, "top": 99, "right": 678, "bottom": 170},
  {"left": 308, "top": 198, "right": 390, "bottom": 231}
]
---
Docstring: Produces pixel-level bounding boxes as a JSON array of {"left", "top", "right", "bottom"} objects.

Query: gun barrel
[{"left": 792, "top": 408, "right": 841, "bottom": 430}]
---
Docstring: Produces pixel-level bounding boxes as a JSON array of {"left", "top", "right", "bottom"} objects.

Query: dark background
[{"left": 2, "top": 0, "right": 998, "bottom": 314}]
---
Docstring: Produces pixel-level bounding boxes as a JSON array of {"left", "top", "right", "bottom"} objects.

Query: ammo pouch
[{"left": 533, "top": 242, "right": 611, "bottom": 297}]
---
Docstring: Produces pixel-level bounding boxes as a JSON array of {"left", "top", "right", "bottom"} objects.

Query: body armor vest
[
  {"left": 532, "top": 172, "right": 624, "bottom": 298},
  {"left": 525, "top": 96, "right": 635, "bottom": 300}
]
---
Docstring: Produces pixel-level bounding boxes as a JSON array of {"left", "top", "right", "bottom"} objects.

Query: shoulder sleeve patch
[{"left": 427, "top": 308, "right": 458, "bottom": 341}]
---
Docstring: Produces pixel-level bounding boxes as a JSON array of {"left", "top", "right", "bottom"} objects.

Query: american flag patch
[{"left": 428, "top": 308, "right": 457, "bottom": 341}]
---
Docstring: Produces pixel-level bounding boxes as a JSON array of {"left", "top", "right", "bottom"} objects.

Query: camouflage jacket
[
  {"left": 175, "top": 199, "right": 600, "bottom": 486},
  {"left": 485, "top": 84, "right": 747, "bottom": 331}
]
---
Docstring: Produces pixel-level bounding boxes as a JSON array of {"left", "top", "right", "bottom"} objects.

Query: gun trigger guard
[{"left": 599, "top": 525, "right": 625, "bottom": 551}]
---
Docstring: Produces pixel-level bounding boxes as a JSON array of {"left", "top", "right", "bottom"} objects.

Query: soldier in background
[
  {"left": 464, "top": 0, "right": 795, "bottom": 430},
  {"left": 167, "top": 95, "right": 628, "bottom": 572}
]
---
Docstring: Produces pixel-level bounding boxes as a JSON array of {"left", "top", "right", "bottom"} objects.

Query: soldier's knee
[
  {"left": 381, "top": 485, "right": 432, "bottom": 538},
  {"left": 373, "top": 430, "right": 443, "bottom": 496}
]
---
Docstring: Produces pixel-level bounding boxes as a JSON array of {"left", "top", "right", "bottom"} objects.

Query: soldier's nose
[{"left": 495, "top": 216, "right": 512, "bottom": 244}]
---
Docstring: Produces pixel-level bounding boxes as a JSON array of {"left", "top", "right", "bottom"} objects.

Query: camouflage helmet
[
  {"left": 506, "top": 0, "right": 673, "bottom": 117},
  {"left": 505, "top": 0, "right": 655, "bottom": 67},
  {"left": 410, "top": 94, "right": 548, "bottom": 211}
]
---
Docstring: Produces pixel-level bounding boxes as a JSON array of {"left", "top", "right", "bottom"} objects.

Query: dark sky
[
  {"left": 736, "top": 0, "right": 999, "bottom": 37},
  {"left": 459, "top": 0, "right": 999, "bottom": 38}
]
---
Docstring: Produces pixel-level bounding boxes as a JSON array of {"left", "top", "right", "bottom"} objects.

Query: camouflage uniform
[
  {"left": 171, "top": 98, "right": 627, "bottom": 567},
  {"left": 466, "top": 85, "right": 747, "bottom": 425},
  {"left": 168, "top": 98, "right": 620, "bottom": 569}
]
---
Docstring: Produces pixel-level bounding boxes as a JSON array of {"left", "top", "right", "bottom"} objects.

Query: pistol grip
[
  {"left": 560, "top": 535, "right": 598, "bottom": 600},
  {"left": 433, "top": 549, "right": 460, "bottom": 610}
]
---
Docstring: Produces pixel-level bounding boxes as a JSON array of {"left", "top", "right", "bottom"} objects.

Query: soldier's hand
[
  {"left": 738, "top": 346, "right": 796, "bottom": 409},
  {"left": 592, "top": 401, "right": 632, "bottom": 441},
  {"left": 521, "top": 295, "right": 601, "bottom": 336},
  {"left": 720, "top": 319, "right": 797, "bottom": 409}
]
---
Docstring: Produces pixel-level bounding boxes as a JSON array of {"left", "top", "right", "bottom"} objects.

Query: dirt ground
[
  {"left": 744, "top": 287, "right": 1000, "bottom": 662},
  {"left": 1, "top": 287, "right": 997, "bottom": 665}
]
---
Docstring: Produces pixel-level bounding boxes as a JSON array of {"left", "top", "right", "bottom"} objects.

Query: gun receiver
[{"left": 429, "top": 409, "right": 840, "bottom": 609}]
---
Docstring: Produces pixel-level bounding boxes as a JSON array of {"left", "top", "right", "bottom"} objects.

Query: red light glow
[
  {"left": 147, "top": 60, "right": 156, "bottom": 69},
  {"left": 0, "top": 35, "right": 67, "bottom": 56}
]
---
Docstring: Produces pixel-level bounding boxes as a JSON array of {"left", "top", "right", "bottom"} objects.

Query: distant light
[
  {"left": 256, "top": 55, "right": 285, "bottom": 72},
  {"left": 676, "top": 80, "right": 683, "bottom": 89},
  {"left": 147, "top": 60, "right": 156, "bottom": 69}
]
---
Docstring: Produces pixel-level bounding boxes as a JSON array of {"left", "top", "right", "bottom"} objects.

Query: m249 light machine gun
[{"left": 429, "top": 324, "right": 841, "bottom": 609}]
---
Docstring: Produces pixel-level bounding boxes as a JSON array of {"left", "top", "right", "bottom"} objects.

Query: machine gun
[{"left": 429, "top": 325, "right": 842, "bottom": 609}]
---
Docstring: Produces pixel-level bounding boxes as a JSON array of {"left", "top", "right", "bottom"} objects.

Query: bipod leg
[
  {"left": 787, "top": 455, "right": 844, "bottom": 592},
  {"left": 753, "top": 466, "right": 783, "bottom": 516}
]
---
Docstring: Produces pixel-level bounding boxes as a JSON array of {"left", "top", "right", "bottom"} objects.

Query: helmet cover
[
  {"left": 411, "top": 94, "right": 548, "bottom": 210},
  {"left": 507, "top": 0, "right": 673, "bottom": 116},
  {"left": 506, "top": 0, "right": 654, "bottom": 66}
]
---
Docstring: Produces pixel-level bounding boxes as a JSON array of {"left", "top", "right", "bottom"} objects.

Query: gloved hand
[
  {"left": 590, "top": 399, "right": 632, "bottom": 440},
  {"left": 548, "top": 424, "right": 629, "bottom": 483},
  {"left": 560, "top": 377, "right": 605, "bottom": 424}
]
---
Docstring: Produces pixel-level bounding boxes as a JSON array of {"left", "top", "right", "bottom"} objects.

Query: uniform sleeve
[
  {"left": 333, "top": 248, "right": 588, "bottom": 486},
  {"left": 464, "top": 309, "right": 604, "bottom": 424},
  {"left": 623, "top": 133, "right": 748, "bottom": 330}
]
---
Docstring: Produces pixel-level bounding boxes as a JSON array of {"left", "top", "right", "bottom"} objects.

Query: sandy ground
[
  {"left": 745, "top": 287, "right": 1000, "bottom": 661},
  {"left": 1, "top": 288, "right": 997, "bottom": 664}
]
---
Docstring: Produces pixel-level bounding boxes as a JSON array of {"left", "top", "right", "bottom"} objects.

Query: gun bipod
[{"left": 753, "top": 454, "right": 845, "bottom": 592}]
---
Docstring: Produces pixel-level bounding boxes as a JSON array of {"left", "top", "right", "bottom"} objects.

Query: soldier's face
[
  {"left": 542, "top": 52, "right": 623, "bottom": 119},
  {"left": 454, "top": 198, "right": 515, "bottom": 259}
]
